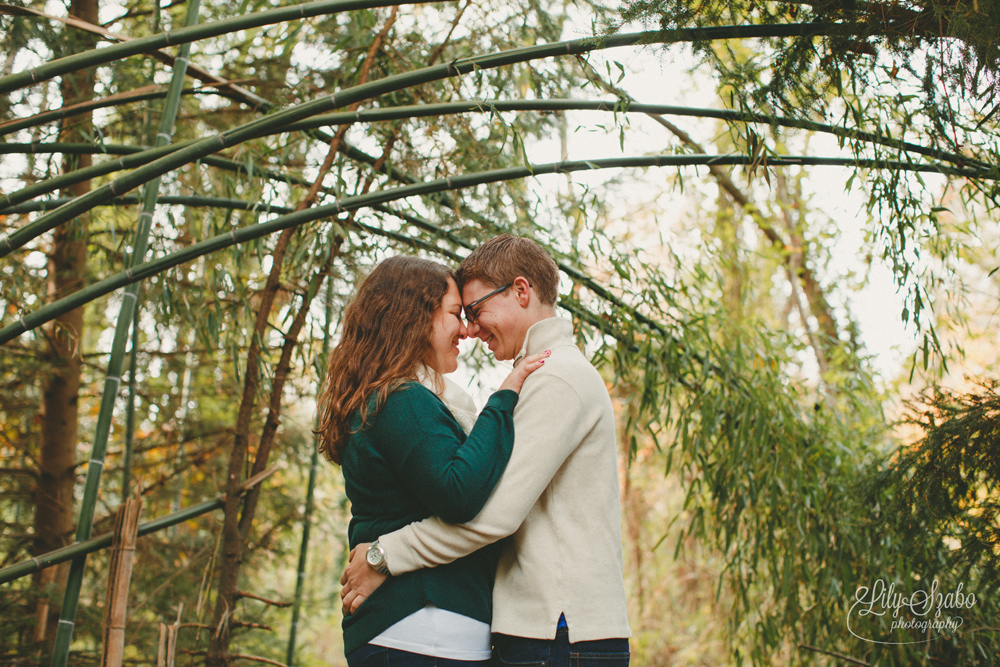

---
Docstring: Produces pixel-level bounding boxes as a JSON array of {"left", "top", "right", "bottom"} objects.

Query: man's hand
[{"left": 340, "top": 543, "right": 388, "bottom": 616}]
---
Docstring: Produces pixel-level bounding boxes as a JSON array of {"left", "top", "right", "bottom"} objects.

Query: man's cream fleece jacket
[{"left": 379, "top": 317, "right": 631, "bottom": 642}]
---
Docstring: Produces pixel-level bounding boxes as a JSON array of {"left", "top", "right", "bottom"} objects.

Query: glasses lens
[{"left": 463, "top": 283, "right": 511, "bottom": 325}]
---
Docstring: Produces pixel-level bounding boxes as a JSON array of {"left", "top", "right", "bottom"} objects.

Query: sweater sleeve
[
  {"left": 379, "top": 371, "right": 594, "bottom": 573},
  {"left": 373, "top": 386, "right": 519, "bottom": 524}
]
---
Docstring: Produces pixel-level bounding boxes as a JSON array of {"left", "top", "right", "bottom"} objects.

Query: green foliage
[
  {"left": 617, "top": 0, "right": 1000, "bottom": 131},
  {"left": 867, "top": 380, "right": 1000, "bottom": 590},
  {"left": 615, "top": 0, "right": 1000, "bottom": 372}
]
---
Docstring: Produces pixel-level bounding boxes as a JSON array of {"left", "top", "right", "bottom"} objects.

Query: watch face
[{"left": 367, "top": 548, "right": 381, "bottom": 566}]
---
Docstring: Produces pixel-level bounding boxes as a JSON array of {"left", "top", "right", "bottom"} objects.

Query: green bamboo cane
[
  {"left": 121, "top": 288, "right": 140, "bottom": 499},
  {"left": 0, "top": 497, "right": 225, "bottom": 586},
  {"left": 0, "top": 23, "right": 846, "bottom": 259},
  {"left": 2, "top": 194, "right": 293, "bottom": 215},
  {"left": 0, "top": 142, "right": 300, "bottom": 214},
  {"left": 3, "top": 97, "right": 987, "bottom": 181},
  {"left": 0, "top": 11, "right": 846, "bottom": 97},
  {"left": 0, "top": 143, "right": 182, "bottom": 214},
  {"left": 1, "top": 152, "right": 988, "bottom": 347},
  {"left": 2, "top": 183, "right": 679, "bottom": 364},
  {"left": 48, "top": 2, "right": 203, "bottom": 665},
  {"left": 0, "top": 87, "right": 228, "bottom": 138},
  {"left": 284, "top": 100, "right": 994, "bottom": 171},
  {"left": 0, "top": 142, "right": 139, "bottom": 155},
  {"left": 0, "top": 0, "right": 440, "bottom": 96}
]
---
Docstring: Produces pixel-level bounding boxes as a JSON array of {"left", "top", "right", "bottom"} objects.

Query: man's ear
[{"left": 512, "top": 276, "right": 532, "bottom": 307}]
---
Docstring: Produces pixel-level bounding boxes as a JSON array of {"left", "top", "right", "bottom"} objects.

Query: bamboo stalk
[
  {"left": 0, "top": 142, "right": 183, "bottom": 214},
  {"left": 48, "top": 3, "right": 204, "bottom": 665},
  {"left": 0, "top": 469, "right": 278, "bottom": 585},
  {"left": 100, "top": 497, "right": 142, "bottom": 667},
  {"left": 156, "top": 623, "right": 179, "bottom": 667},
  {"left": 0, "top": 86, "right": 216, "bottom": 138},
  {"left": 121, "top": 308, "right": 140, "bottom": 498},
  {"left": 0, "top": 4, "right": 270, "bottom": 112},
  {"left": 0, "top": 0, "right": 441, "bottom": 96},
  {"left": 157, "top": 624, "right": 166, "bottom": 667},
  {"left": 0, "top": 24, "right": 845, "bottom": 258},
  {"left": 0, "top": 143, "right": 297, "bottom": 215},
  {"left": 2, "top": 194, "right": 294, "bottom": 215},
  {"left": 0, "top": 151, "right": 987, "bottom": 346},
  {"left": 2, "top": 97, "right": 984, "bottom": 172},
  {"left": 0, "top": 497, "right": 223, "bottom": 585}
]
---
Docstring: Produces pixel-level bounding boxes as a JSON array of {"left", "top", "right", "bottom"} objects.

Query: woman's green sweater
[{"left": 340, "top": 382, "right": 518, "bottom": 655}]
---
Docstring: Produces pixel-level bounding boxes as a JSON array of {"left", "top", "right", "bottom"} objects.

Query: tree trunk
[
  {"left": 207, "top": 13, "right": 398, "bottom": 662},
  {"left": 33, "top": 0, "right": 98, "bottom": 648}
]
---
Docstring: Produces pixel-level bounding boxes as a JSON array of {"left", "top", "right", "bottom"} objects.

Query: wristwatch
[{"left": 366, "top": 539, "right": 390, "bottom": 576}]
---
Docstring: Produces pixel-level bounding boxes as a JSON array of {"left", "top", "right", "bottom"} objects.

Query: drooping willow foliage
[
  {"left": 618, "top": 0, "right": 1000, "bottom": 366},
  {"left": 0, "top": 0, "right": 998, "bottom": 666},
  {"left": 619, "top": 0, "right": 1000, "bottom": 139}
]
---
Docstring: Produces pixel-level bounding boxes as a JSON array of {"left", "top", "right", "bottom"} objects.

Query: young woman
[{"left": 316, "top": 256, "right": 547, "bottom": 666}]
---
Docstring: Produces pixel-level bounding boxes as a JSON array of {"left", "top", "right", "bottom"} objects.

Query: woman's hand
[
  {"left": 498, "top": 350, "right": 550, "bottom": 394},
  {"left": 340, "top": 543, "right": 388, "bottom": 616}
]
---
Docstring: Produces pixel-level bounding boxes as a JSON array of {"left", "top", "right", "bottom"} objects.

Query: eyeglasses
[{"left": 463, "top": 282, "right": 512, "bottom": 324}]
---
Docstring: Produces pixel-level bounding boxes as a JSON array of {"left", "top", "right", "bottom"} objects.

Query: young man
[{"left": 341, "top": 235, "right": 631, "bottom": 664}]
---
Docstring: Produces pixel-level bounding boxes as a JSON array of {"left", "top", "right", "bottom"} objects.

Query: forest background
[{"left": 0, "top": 0, "right": 998, "bottom": 665}]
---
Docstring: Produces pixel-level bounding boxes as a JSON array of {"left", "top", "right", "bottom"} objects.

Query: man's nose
[{"left": 465, "top": 319, "right": 481, "bottom": 337}]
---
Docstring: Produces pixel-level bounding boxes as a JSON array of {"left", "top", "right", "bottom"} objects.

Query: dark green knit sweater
[{"left": 341, "top": 382, "right": 518, "bottom": 656}]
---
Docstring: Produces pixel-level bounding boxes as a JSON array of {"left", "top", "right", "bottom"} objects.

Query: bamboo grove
[{"left": 1, "top": 0, "right": 998, "bottom": 666}]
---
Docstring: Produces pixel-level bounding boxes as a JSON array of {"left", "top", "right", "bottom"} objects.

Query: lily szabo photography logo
[{"left": 848, "top": 578, "right": 977, "bottom": 644}]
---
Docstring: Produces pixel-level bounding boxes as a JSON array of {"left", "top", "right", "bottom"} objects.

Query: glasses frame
[{"left": 463, "top": 282, "right": 513, "bottom": 324}]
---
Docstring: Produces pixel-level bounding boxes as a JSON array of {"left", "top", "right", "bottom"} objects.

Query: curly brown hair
[{"left": 316, "top": 256, "right": 453, "bottom": 464}]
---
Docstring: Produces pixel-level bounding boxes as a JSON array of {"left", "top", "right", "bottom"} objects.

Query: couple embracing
[{"left": 317, "top": 235, "right": 630, "bottom": 666}]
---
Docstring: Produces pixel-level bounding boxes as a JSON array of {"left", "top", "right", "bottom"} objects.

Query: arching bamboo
[
  {"left": 0, "top": 0, "right": 439, "bottom": 96},
  {"left": 0, "top": 87, "right": 224, "bottom": 138},
  {"left": 2, "top": 97, "right": 986, "bottom": 185},
  {"left": 0, "top": 152, "right": 988, "bottom": 347},
  {"left": 0, "top": 23, "right": 848, "bottom": 259},
  {"left": 4, "top": 91, "right": 993, "bottom": 252},
  {"left": 2, "top": 194, "right": 293, "bottom": 215}
]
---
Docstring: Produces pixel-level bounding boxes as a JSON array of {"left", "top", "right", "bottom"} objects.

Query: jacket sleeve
[
  {"left": 374, "top": 386, "right": 519, "bottom": 524},
  {"left": 379, "top": 371, "right": 594, "bottom": 574}
]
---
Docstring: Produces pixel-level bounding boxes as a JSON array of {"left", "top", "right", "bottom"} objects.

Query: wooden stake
[
  {"left": 157, "top": 622, "right": 179, "bottom": 667},
  {"left": 100, "top": 496, "right": 142, "bottom": 667}
]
